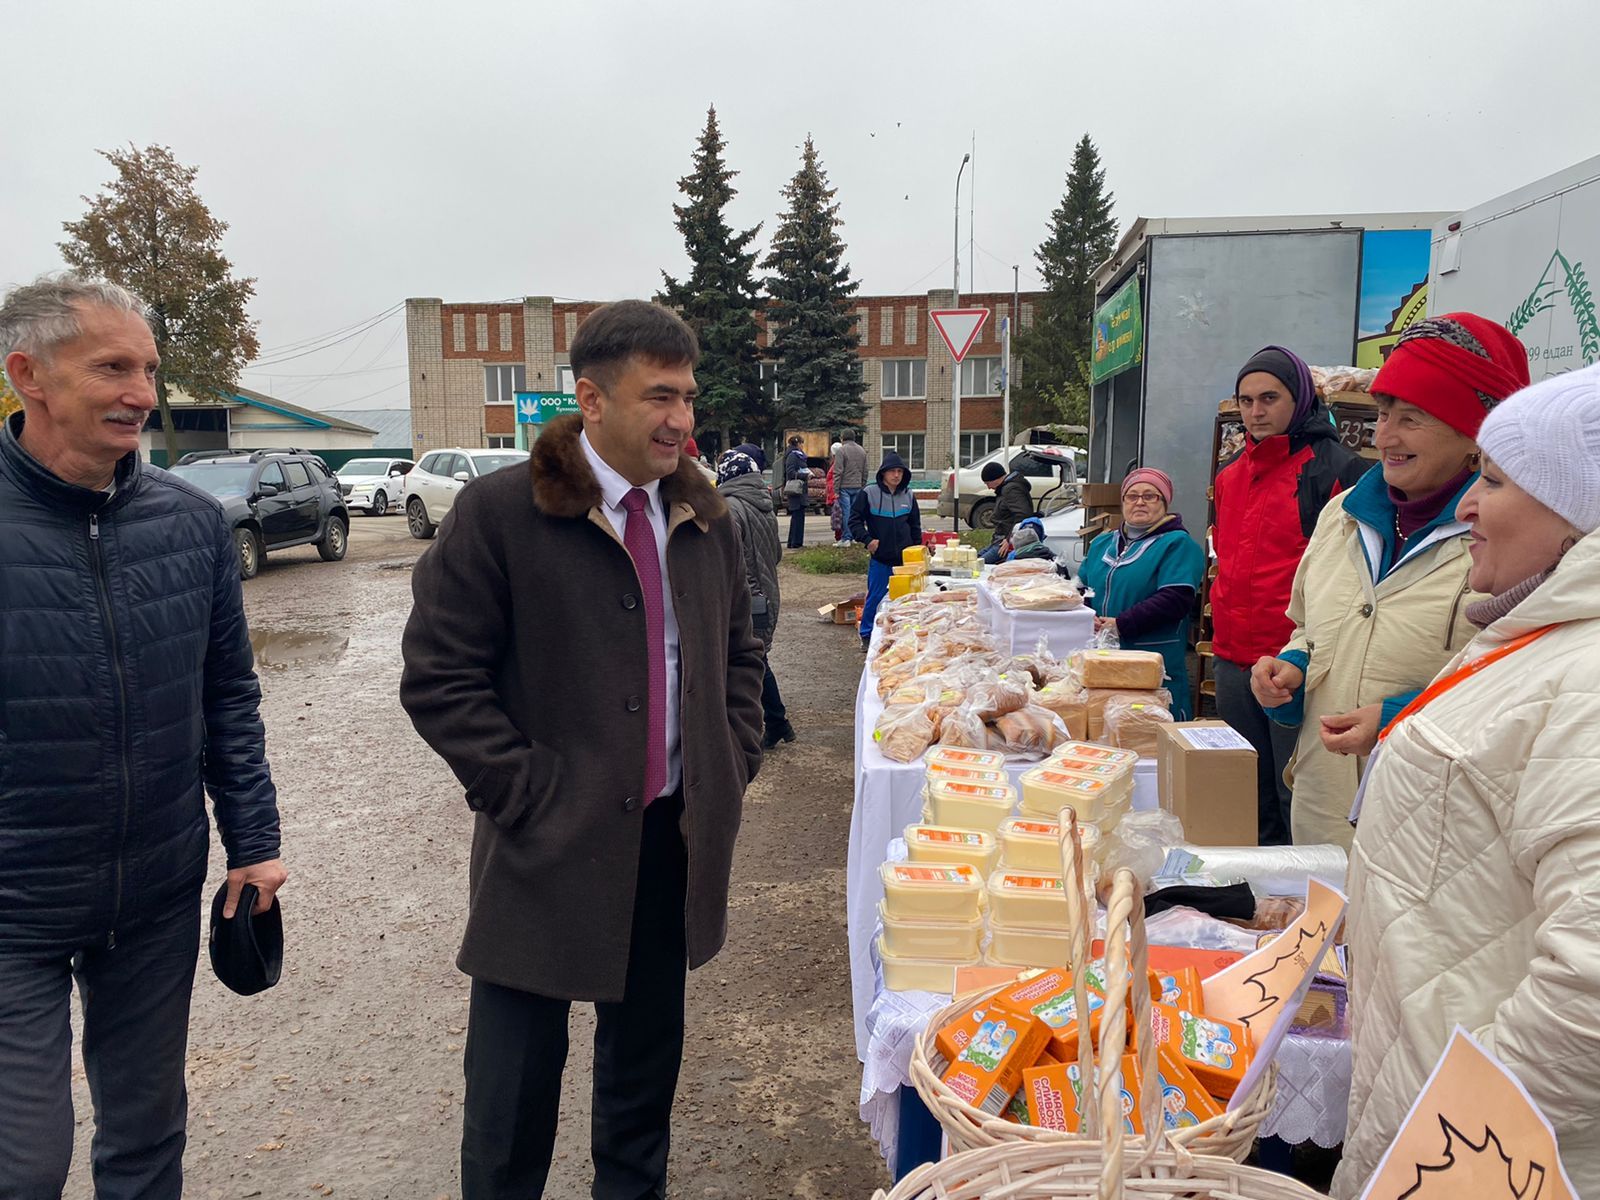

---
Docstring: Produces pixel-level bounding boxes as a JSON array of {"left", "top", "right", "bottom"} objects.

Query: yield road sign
[{"left": 929, "top": 308, "right": 990, "bottom": 364}]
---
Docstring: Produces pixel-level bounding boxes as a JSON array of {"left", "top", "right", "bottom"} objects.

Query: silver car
[
  {"left": 406, "top": 447, "right": 530, "bottom": 539},
  {"left": 336, "top": 457, "right": 414, "bottom": 516}
]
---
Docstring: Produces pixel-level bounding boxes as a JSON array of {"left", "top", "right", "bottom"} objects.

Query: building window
[
  {"left": 961, "top": 356, "right": 1002, "bottom": 396},
  {"left": 879, "top": 307, "right": 894, "bottom": 346},
  {"left": 498, "top": 313, "right": 513, "bottom": 351},
  {"left": 486, "top": 435, "right": 516, "bottom": 449},
  {"left": 452, "top": 314, "right": 466, "bottom": 352},
  {"left": 882, "top": 359, "right": 926, "bottom": 399},
  {"left": 475, "top": 313, "right": 489, "bottom": 351},
  {"left": 485, "top": 364, "right": 526, "bottom": 405},
  {"left": 960, "top": 432, "right": 1002, "bottom": 465},
  {"left": 556, "top": 365, "right": 576, "bottom": 395},
  {"left": 758, "top": 360, "right": 779, "bottom": 400},
  {"left": 881, "top": 433, "right": 926, "bottom": 471}
]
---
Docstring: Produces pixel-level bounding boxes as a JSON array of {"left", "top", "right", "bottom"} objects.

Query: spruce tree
[
  {"left": 760, "top": 136, "right": 868, "bottom": 433},
  {"left": 1014, "top": 134, "right": 1118, "bottom": 427},
  {"left": 658, "top": 106, "right": 764, "bottom": 451}
]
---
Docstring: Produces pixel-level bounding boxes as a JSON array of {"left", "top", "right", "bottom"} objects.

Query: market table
[{"left": 974, "top": 577, "right": 1097, "bottom": 658}]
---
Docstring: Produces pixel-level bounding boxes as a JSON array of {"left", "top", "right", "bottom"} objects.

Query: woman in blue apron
[{"left": 1077, "top": 468, "right": 1205, "bottom": 719}]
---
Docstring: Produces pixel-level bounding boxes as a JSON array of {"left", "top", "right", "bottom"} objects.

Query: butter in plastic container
[
  {"left": 987, "top": 870, "right": 1069, "bottom": 930},
  {"left": 925, "top": 778, "right": 1018, "bottom": 832},
  {"left": 986, "top": 918, "right": 1073, "bottom": 969},
  {"left": 1046, "top": 752, "right": 1135, "bottom": 797},
  {"left": 925, "top": 746, "right": 1008, "bottom": 776},
  {"left": 876, "top": 935, "right": 981, "bottom": 993},
  {"left": 904, "top": 824, "right": 1000, "bottom": 874},
  {"left": 879, "top": 861, "right": 985, "bottom": 921},
  {"left": 998, "top": 817, "right": 1102, "bottom": 874},
  {"left": 878, "top": 901, "right": 985, "bottom": 961},
  {"left": 1049, "top": 741, "right": 1139, "bottom": 770},
  {"left": 921, "top": 764, "right": 1008, "bottom": 788},
  {"left": 939, "top": 1002, "right": 1052, "bottom": 1117},
  {"left": 1018, "top": 767, "right": 1118, "bottom": 824}
]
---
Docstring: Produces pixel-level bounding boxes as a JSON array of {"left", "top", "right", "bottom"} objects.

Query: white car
[
  {"left": 406, "top": 447, "right": 530, "bottom": 539},
  {"left": 937, "top": 443, "right": 1085, "bottom": 529},
  {"left": 336, "top": 457, "right": 414, "bottom": 516}
]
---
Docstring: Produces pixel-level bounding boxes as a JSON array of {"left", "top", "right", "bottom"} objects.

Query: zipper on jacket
[
  {"left": 1443, "top": 577, "right": 1471, "bottom": 649},
  {"left": 89, "top": 512, "right": 134, "bottom": 948}
]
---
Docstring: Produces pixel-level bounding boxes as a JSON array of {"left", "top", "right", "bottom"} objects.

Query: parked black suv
[{"left": 168, "top": 450, "right": 351, "bottom": 579}]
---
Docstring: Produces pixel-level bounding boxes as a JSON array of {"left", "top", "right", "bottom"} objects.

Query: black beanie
[{"left": 980, "top": 462, "right": 1006, "bottom": 483}]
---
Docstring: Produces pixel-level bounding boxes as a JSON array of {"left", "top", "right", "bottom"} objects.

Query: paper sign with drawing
[
  {"left": 1359, "top": 1027, "right": 1576, "bottom": 1200},
  {"left": 1200, "top": 877, "right": 1348, "bottom": 1111}
]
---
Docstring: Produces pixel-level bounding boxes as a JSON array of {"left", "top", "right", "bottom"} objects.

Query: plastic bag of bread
[
  {"left": 1033, "top": 680, "right": 1090, "bottom": 740},
  {"left": 937, "top": 702, "right": 1007, "bottom": 752},
  {"left": 993, "top": 705, "right": 1068, "bottom": 756},
  {"left": 987, "top": 557, "right": 1057, "bottom": 581},
  {"left": 966, "top": 672, "right": 1031, "bottom": 722},
  {"left": 872, "top": 703, "right": 937, "bottom": 764},
  {"left": 1086, "top": 687, "right": 1173, "bottom": 740},
  {"left": 1104, "top": 693, "right": 1175, "bottom": 758},
  {"left": 872, "top": 634, "right": 919, "bottom": 673},
  {"left": 1080, "top": 649, "right": 1166, "bottom": 691},
  {"left": 999, "top": 577, "right": 1084, "bottom": 611}
]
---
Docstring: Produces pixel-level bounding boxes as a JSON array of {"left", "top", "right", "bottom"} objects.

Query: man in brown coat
[{"left": 400, "top": 300, "right": 764, "bottom": 1200}]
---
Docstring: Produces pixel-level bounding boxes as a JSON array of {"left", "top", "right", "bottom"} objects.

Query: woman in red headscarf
[{"left": 1249, "top": 313, "right": 1530, "bottom": 847}]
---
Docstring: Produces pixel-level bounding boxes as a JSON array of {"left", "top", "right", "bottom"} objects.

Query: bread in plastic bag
[
  {"left": 993, "top": 705, "right": 1067, "bottom": 756},
  {"left": 1085, "top": 686, "right": 1172, "bottom": 740},
  {"left": 1105, "top": 693, "right": 1175, "bottom": 758},
  {"left": 965, "top": 672, "right": 1031, "bottom": 722},
  {"left": 987, "top": 557, "right": 1057, "bottom": 580},
  {"left": 937, "top": 702, "right": 1004, "bottom": 752},
  {"left": 1080, "top": 649, "right": 1166, "bottom": 691},
  {"left": 998, "top": 577, "right": 1083, "bottom": 611},
  {"left": 1032, "top": 680, "right": 1089, "bottom": 740},
  {"left": 872, "top": 703, "right": 936, "bottom": 764}
]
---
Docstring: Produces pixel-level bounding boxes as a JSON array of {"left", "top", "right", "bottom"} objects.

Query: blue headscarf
[{"left": 716, "top": 450, "right": 759, "bottom": 484}]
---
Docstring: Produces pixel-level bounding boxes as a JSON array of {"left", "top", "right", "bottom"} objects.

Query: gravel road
[{"left": 63, "top": 515, "right": 886, "bottom": 1199}]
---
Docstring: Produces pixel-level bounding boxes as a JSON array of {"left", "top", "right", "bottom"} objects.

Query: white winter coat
[{"left": 1333, "top": 527, "right": 1600, "bottom": 1199}]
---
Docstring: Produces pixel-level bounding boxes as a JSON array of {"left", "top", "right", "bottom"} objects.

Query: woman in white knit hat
[{"left": 1334, "top": 361, "right": 1600, "bottom": 1198}]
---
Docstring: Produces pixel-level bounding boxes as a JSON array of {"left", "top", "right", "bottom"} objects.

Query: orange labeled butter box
[
  {"left": 939, "top": 1002, "right": 1052, "bottom": 1117},
  {"left": 1153, "top": 966, "right": 1204, "bottom": 1012},
  {"left": 1127, "top": 1046, "right": 1225, "bottom": 1133},
  {"left": 994, "top": 966, "right": 1113, "bottom": 1061},
  {"left": 932, "top": 1004, "right": 987, "bottom": 1074},
  {"left": 1148, "top": 1003, "right": 1254, "bottom": 1099}
]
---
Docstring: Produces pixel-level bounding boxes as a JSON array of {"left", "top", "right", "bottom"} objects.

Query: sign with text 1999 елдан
[
  {"left": 1091, "top": 276, "right": 1143, "bottom": 384},
  {"left": 515, "top": 392, "right": 580, "bottom": 424}
]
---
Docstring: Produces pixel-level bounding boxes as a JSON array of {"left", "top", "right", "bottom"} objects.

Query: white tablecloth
[
  {"left": 846, "top": 631, "right": 1156, "bottom": 1059},
  {"left": 976, "top": 578, "right": 1096, "bottom": 658}
]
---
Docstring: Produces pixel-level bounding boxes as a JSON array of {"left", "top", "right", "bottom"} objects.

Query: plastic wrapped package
[
  {"left": 1143, "top": 906, "right": 1262, "bottom": 955},
  {"left": 1085, "top": 687, "right": 1172, "bottom": 740},
  {"left": 993, "top": 706, "right": 1068, "bottom": 757},
  {"left": 1310, "top": 364, "right": 1379, "bottom": 396},
  {"left": 872, "top": 703, "right": 937, "bottom": 764},
  {"left": 1079, "top": 649, "right": 1167, "bottom": 691},
  {"left": 1097, "top": 809, "right": 1186, "bottom": 890},
  {"left": 1032, "top": 681, "right": 1089, "bottom": 740},
  {"left": 987, "top": 558, "right": 1057, "bottom": 581},
  {"left": 1173, "top": 843, "right": 1350, "bottom": 897},
  {"left": 966, "top": 672, "right": 1031, "bottom": 722},
  {"left": 1241, "top": 894, "right": 1307, "bottom": 931},
  {"left": 998, "top": 577, "right": 1084, "bottom": 611},
  {"left": 937, "top": 702, "right": 1001, "bottom": 752},
  {"left": 1104, "top": 694, "right": 1175, "bottom": 758}
]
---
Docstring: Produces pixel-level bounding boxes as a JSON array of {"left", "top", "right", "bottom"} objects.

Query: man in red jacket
[{"left": 1212, "top": 346, "right": 1370, "bottom": 845}]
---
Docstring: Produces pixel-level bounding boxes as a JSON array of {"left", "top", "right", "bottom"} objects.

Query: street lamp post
[{"left": 951, "top": 152, "right": 969, "bottom": 531}]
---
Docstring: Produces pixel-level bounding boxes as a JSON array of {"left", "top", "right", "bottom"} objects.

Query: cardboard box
[{"left": 1155, "top": 721, "right": 1258, "bottom": 846}]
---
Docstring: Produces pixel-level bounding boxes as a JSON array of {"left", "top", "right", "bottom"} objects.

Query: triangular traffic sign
[{"left": 929, "top": 308, "right": 990, "bottom": 364}]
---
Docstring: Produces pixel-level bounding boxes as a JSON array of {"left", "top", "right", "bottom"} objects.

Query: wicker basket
[
  {"left": 881, "top": 852, "right": 1319, "bottom": 1200},
  {"left": 908, "top": 810, "right": 1276, "bottom": 1161}
]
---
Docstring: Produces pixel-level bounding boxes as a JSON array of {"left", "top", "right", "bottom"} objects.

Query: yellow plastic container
[
  {"left": 987, "top": 869, "right": 1070, "bottom": 929},
  {"left": 880, "top": 861, "right": 985, "bottom": 921},
  {"left": 996, "top": 817, "right": 1102, "bottom": 873},
  {"left": 924, "top": 778, "right": 1018, "bottom": 832},
  {"left": 1018, "top": 766, "right": 1119, "bottom": 825},
  {"left": 876, "top": 936, "right": 982, "bottom": 993},
  {"left": 1049, "top": 742, "right": 1138, "bottom": 771},
  {"left": 1041, "top": 758, "right": 1134, "bottom": 817},
  {"left": 922, "top": 765, "right": 1008, "bottom": 789},
  {"left": 878, "top": 902, "right": 985, "bottom": 960},
  {"left": 926, "top": 746, "right": 1007, "bottom": 776},
  {"left": 904, "top": 824, "right": 1001, "bottom": 874},
  {"left": 986, "top": 918, "right": 1074, "bottom": 968}
]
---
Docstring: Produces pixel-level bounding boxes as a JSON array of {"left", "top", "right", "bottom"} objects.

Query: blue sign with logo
[{"left": 515, "top": 392, "right": 580, "bottom": 424}]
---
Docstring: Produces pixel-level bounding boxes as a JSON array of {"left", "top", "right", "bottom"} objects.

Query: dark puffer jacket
[
  {"left": 0, "top": 413, "right": 280, "bottom": 951},
  {"left": 848, "top": 452, "right": 923, "bottom": 566}
]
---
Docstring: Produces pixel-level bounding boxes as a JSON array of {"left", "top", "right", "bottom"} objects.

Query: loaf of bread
[
  {"left": 1032, "top": 681, "right": 1089, "bottom": 740},
  {"left": 873, "top": 703, "right": 937, "bottom": 764},
  {"left": 994, "top": 706, "right": 1068, "bottom": 756},
  {"left": 1085, "top": 687, "right": 1173, "bottom": 740},
  {"left": 1080, "top": 649, "right": 1166, "bottom": 691},
  {"left": 1103, "top": 694, "right": 1174, "bottom": 758}
]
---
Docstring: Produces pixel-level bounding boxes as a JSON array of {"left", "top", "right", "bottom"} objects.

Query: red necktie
[{"left": 620, "top": 488, "right": 667, "bottom": 802}]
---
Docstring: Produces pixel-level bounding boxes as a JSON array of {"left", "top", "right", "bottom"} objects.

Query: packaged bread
[
  {"left": 1086, "top": 687, "right": 1172, "bottom": 740},
  {"left": 1032, "top": 681, "right": 1089, "bottom": 739},
  {"left": 999, "top": 577, "right": 1083, "bottom": 612},
  {"left": 940, "top": 1002, "right": 1052, "bottom": 1116},
  {"left": 1080, "top": 649, "right": 1167, "bottom": 691},
  {"left": 872, "top": 702, "right": 936, "bottom": 763},
  {"left": 994, "top": 706, "right": 1067, "bottom": 756},
  {"left": 1148, "top": 1003, "right": 1254, "bottom": 1099},
  {"left": 1104, "top": 694, "right": 1175, "bottom": 758},
  {"left": 937, "top": 703, "right": 1009, "bottom": 753},
  {"left": 879, "top": 862, "right": 985, "bottom": 921},
  {"left": 904, "top": 824, "right": 1000, "bottom": 874},
  {"left": 966, "top": 673, "right": 1031, "bottom": 721},
  {"left": 987, "top": 558, "right": 1057, "bottom": 580}
]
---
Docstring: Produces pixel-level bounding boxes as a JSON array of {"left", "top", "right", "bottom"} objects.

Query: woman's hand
[
  {"left": 1250, "top": 656, "right": 1305, "bottom": 708},
  {"left": 1320, "top": 705, "right": 1382, "bottom": 757},
  {"left": 1093, "top": 616, "right": 1119, "bottom": 635}
]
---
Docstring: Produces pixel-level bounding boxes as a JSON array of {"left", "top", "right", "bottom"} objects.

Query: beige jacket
[
  {"left": 1332, "top": 528, "right": 1600, "bottom": 1198},
  {"left": 1277, "top": 489, "right": 1481, "bottom": 848}
]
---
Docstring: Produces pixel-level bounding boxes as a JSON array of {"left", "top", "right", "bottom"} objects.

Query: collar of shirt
[{"left": 580, "top": 429, "right": 663, "bottom": 521}]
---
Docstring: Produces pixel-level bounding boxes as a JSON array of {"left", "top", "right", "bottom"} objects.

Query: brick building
[{"left": 405, "top": 287, "right": 1041, "bottom": 474}]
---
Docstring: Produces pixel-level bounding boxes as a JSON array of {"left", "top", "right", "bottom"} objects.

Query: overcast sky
[{"left": 7, "top": 0, "right": 1597, "bottom": 411}]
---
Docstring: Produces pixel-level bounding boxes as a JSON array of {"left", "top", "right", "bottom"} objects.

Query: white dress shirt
[{"left": 580, "top": 431, "right": 682, "bottom": 796}]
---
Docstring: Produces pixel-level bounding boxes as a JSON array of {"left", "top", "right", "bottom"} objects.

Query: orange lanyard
[{"left": 1378, "top": 625, "right": 1557, "bottom": 743}]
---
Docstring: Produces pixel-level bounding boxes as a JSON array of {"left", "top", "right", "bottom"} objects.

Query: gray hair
[{"left": 0, "top": 273, "right": 152, "bottom": 361}]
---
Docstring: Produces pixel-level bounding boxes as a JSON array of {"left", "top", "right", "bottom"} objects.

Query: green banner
[
  {"left": 1091, "top": 276, "right": 1143, "bottom": 384},
  {"left": 515, "top": 392, "right": 580, "bottom": 424}
]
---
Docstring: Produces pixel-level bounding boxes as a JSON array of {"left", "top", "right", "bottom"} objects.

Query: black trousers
[
  {"left": 0, "top": 902, "right": 201, "bottom": 1200},
  {"left": 786, "top": 504, "right": 805, "bottom": 548},
  {"left": 461, "top": 793, "right": 690, "bottom": 1200},
  {"left": 760, "top": 659, "right": 787, "bottom": 728},
  {"left": 1213, "top": 658, "right": 1300, "bottom": 846}
]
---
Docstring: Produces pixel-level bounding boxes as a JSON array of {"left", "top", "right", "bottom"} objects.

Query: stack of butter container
[{"left": 1018, "top": 742, "right": 1138, "bottom": 831}]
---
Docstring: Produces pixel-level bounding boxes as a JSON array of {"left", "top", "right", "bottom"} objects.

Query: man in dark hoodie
[
  {"left": 978, "top": 458, "right": 1035, "bottom": 563},
  {"left": 1212, "top": 345, "right": 1371, "bottom": 844},
  {"left": 848, "top": 452, "right": 922, "bottom": 650}
]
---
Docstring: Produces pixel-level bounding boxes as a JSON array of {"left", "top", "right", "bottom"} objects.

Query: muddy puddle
[{"left": 250, "top": 629, "right": 350, "bottom": 668}]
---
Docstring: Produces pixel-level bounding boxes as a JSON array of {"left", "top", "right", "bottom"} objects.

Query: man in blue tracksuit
[{"left": 848, "top": 452, "right": 922, "bottom": 650}]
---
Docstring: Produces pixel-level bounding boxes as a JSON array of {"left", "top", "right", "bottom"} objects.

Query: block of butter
[
  {"left": 987, "top": 869, "right": 1069, "bottom": 930},
  {"left": 1019, "top": 1061, "right": 1090, "bottom": 1132},
  {"left": 940, "top": 1002, "right": 1052, "bottom": 1117},
  {"left": 925, "top": 778, "right": 1017, "bottom": 831},
  {"left": 879, "top": 862, "right": 985, "bottom": 921},
  {"left": 904, "top": 824, "right": 1000, "bottom": 874},
  {"left": 901, "top": 545, "right": 926, "bottom": 564},
  {"left": 1018, "top": 766, "right": 1118, "bottom": 825},
  {"left": 1080, "top": 649, "right": 1166, "bottom": 691},
  {"left": 1153, "top": 966, "right": 1204, "bottom": 1012},
  {"left": 1149, "top": 1003, "right": 1254, "bottom": 1099},
  {"left": 1129, "top": 1045, "right": 1225, "bottom": 1132},
  {"left": 926, "top": 745, "right": 1008, "bottom": 778},
  {"left": 932, "top": 1003, "right": 988, "bottom": 1074},
  {"left": 1049, "top": 742, "right": 1139, "bottom": 770}
]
